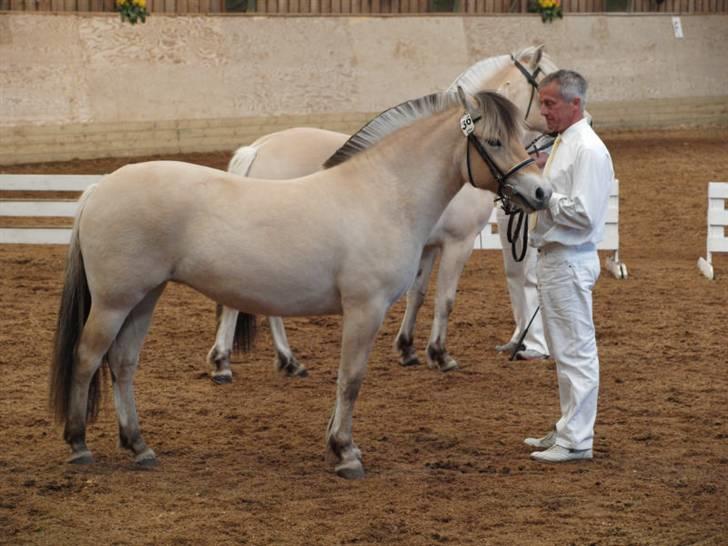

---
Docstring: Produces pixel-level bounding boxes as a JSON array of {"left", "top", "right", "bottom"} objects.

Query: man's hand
[{"left": 531, "top": 151, "right": 549, "bottom": 170}]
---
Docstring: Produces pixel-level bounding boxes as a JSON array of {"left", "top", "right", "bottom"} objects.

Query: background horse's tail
[
  {"left": 214, "top": 304, "right": 257, "bottom": 353},
  {"left": 227, "top": 144, "right": 258, "bottom": 177},
  {"left": 49, "top": 184, "right": 104, "bottom": 426},
  {"left": 222, "top": 143, "right": 259, "bottom": 354}
]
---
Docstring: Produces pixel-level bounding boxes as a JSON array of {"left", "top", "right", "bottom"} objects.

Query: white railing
[
  {"left": 697, "top": 182, "right": 728, "bottom": 280},
  {"left": 474, "top": 178, "right": 627, "bottom": 279},
  {"left": 0, "top": 175, "right": 102, "bottom": 245},
  {"left": 1, "top": 173, "right": 626, "bottom": 280}
]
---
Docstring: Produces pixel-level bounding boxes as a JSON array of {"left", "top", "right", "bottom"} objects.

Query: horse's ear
[
  {"left": 457, "top": 85, "right": 477, "bottom": 114},
  {"left": 529, "top": 44, "right": 545, "bottom": 69},
  {"left": 457, "top": 85, "right": 469, "bottom": 110}
]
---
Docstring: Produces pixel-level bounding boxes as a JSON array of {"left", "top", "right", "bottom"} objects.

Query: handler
[{"left": 524, "top": 69, "right": 614, "bottom": 463}]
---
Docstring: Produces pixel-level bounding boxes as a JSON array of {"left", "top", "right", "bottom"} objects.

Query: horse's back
[{"left": 248, "top": 128, "right": 348, "bottom": 179}]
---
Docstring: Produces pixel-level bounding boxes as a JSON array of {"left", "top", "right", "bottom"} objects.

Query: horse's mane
[
  {"left": 323, "top": 92, "right": 460, "bottom": 169},
  {"left": 324, "top": 90, "right": 523, "bottom": 170},
  {"left": 324, "top": 47, "right": 552, "bottom": 169},
  {"left": 448, "top": 46, "right": 557, "bottom": 95}
]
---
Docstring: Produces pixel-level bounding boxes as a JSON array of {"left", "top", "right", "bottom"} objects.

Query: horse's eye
[{"left": 486, "top": 139, "right": 502, "bottom": 148}]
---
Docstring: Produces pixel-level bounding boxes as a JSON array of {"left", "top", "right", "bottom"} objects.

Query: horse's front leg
[
  {"left": 206, "top": 305, "right": 238, "bottom": 384},
  {"left": 394, "top": 245, "right": 437, "bottom": 367},
  {"left": 426, "top": 238, "right": 475, "bottom": 372},
  {"left": 327, "top": 300, "right": 388, "bottom": 479},
  {"left": 268, "top": 317, "right": 307, "bottom": 377}
]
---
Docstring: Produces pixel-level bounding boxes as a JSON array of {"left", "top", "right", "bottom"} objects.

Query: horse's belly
[{"left": 178, "top": 260, "right": 343, "bottom": 317}]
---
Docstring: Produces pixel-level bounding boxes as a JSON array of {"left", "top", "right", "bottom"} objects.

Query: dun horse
[
  {"left": 207, "top": 46, "right": 559, "bottom": 383},
  {"left": 50, "top": 90, "right": 551, "bottom": 478}
]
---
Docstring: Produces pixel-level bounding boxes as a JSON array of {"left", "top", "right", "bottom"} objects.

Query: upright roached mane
[{"left": 324, "top": 90, "right": 524, "bottom": 169}]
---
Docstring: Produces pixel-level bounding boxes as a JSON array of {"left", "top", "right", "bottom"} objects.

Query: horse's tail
[
  {"left": 217, "top": 147, "right": 258, "bottom": 355},
  {"left": 50, "top": 184, "right": 104, "bottom": 426},
  {"left": 227, "top": 144, "right": 258, "bottom": 177},
  {"left": 215, "top": 304, "right": 257, "bottom": 353}
]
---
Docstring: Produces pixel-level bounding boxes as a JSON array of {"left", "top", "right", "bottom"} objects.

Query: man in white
[{"left": 525, "top": 69, "right": 614, "bottom": 463}]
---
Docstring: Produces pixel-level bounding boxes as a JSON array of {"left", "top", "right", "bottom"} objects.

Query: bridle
[
  {"left": 460, "top": 112, "right": 535, "bottom": 258},
  {"left": 510, "top": 54, "right": 543, "bottom": 126},
  {"left": 459, "top": 55, "right": 550, "bottom": 263}
]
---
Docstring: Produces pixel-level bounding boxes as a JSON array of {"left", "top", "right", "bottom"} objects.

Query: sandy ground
[{"left": 1, "top": 128, "right": 727, "bottom": 545}]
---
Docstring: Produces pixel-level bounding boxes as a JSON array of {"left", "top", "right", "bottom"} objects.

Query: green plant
[{"left": 116, "top": 0, "right": 149, "bottom": 24}]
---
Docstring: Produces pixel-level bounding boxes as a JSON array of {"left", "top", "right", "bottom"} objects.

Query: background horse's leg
[
  {"left": 327, "top": 300, "right": 388, "bottom": 479},
  {"left": 268, "top": 317, "right": 307, "bottom": 377},
  {"left": 107, "top": 284, "right": 165, "bottom": 466},
  {"left": 426, "top": 237, "right": 476, "bottom": 372},
  {"left": 206, "top": 306, "right": 238, "bottom": 384},
  {"left": 394, "top": 245, "right": 438, "bottom": 367},
  {"left": 65, "top": 305, "right": 130, "bottom": 464}
]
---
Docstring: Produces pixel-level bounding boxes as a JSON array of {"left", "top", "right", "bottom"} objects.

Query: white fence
[
  {"left": 0, "top": 174, "right": 102, "bottom": 245},
  {"left": 473, "top": 178, "right": 627, "bottom": 279},
  {"left": 1, "top": 174, "right": 627, "bottom": 278},
  {"left": 697, "top": 182, "right": 728, "bottom": 280}
]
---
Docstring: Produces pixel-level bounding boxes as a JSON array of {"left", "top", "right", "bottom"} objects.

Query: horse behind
[
  {"left": 50, "top": 90, "right": 551, "bottom": 478},
  {"left": 208, "top": 45, "right": 559, "bottom": 383}
]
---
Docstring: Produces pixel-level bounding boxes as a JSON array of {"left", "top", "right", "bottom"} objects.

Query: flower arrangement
[
  {"left": 116, "top": 0, "right": 148, "bottom": 24},
  {"left": 533, "top": 0, "right": 562, "bottom": 23}
]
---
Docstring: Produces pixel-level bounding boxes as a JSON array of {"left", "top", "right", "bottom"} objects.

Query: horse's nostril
[{"left": 535, "top": 187, "right": 545, "bottom": 201}]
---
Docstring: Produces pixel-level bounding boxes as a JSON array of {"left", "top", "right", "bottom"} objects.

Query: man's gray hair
[{"left": 540, "top": 69, "right": 588, "bottom": 112}]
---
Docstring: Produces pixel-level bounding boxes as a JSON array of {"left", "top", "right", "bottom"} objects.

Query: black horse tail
[
  {"left": 215, "top": 304, "right": 257, "bottom": 353},
  {"left": 49, "top": 185, "right": 104, "bottom": 427}
]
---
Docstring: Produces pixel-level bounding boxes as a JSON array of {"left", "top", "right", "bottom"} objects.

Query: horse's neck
[{"left": 362, "top": 109, "right": 466, "bottom": 241}]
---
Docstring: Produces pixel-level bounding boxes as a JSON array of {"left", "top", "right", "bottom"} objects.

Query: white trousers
[
  {"left": 537, "top": 244, "right": 600, "bottom": 450},
  {"left": 497, "top": 208, "right": 548, "bottom": 354}
]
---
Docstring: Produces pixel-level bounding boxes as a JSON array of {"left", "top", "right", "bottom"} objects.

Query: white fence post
[
  {"left": 697, "top": 181, "right": 728, "bottom": 280},
  {"left": 474, "top": 178, "right": 627, "bottom": 279}
]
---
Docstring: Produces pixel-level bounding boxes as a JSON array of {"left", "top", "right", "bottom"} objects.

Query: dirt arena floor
[{"left": 1, "top": 128, "right": 727, "bottom": 545}]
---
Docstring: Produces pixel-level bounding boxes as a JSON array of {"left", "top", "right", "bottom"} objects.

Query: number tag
[{"left": 460, "top": 113, "right": 475, "bottom": 136}]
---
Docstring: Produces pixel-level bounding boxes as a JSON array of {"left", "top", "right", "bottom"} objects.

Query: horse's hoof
[
  {"left": 67, "top": 450, "right": 94, "bottom": 465},
  {"left": 134, "top": 448, "right": 158, "bottom": 467},
  {"left": 438, "top": 359, "right": 459, "bottom": 372},
  {"left": 277, "top": 357, "right": 308, "bottom": 378},
  {"left": 211, "top": 371, "right": 233, "bottom": 385},
  {"left": 399, "top": 354, "right": 420, "bottom": 367},
  {"left": 335, "top": 459, "right": 365, "bottom": 480}
]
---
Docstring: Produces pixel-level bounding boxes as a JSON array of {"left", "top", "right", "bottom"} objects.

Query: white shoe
[
  {"left": 514, "top": 349, "right": 550, "bottom": 361},
  {"left": 530, "top": 444, "right": 593, "bottom": 463},
  {"left": 524, "top": 430, "right": 557, "bottom": 449},
  {"left": 495, "top": 340, "right": 521, "bottom": 353}
]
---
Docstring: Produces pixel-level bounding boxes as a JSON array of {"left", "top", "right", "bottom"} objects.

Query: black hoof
[{"left": 211, "top": 372, "right": 233, "bottom": 385}]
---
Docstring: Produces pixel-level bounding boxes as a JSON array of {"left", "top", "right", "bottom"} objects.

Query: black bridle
[
  {"left": 460, "top": 112, "right": 535, "bottom": 261},
  {"left": 510, "top": 54, "right": 543, "bottom": 124}
]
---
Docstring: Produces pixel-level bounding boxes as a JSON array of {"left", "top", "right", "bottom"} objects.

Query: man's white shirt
[{"left": 530, "top": 118, "right": 614, "bottom": 249}]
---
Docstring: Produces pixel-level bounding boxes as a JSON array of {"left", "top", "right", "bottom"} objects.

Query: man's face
[{"left": 538, "top": 81, "right": 581, "bottom": 134}]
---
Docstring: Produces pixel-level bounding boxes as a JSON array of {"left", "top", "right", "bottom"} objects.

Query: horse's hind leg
[
  {"left": 426, "top": 238, "right": 475, "bottom": 372},
  {"left": 107, "top": 284, "right": 165, "bottom": 466},
  {"left": 394, "top": 245, "right": 437, "bottom": 367},
  {"left": 65, "top": 306, "right": 130, "bottom": 464},
  {"left": 206, "top": 306, "right": 238, "bottom": 384},
  {"left": 327, "top": 300, "right": 388, "bottom": 479},
  {"left": 269, "top": 317, "right": 307, "bottom": 377}
]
